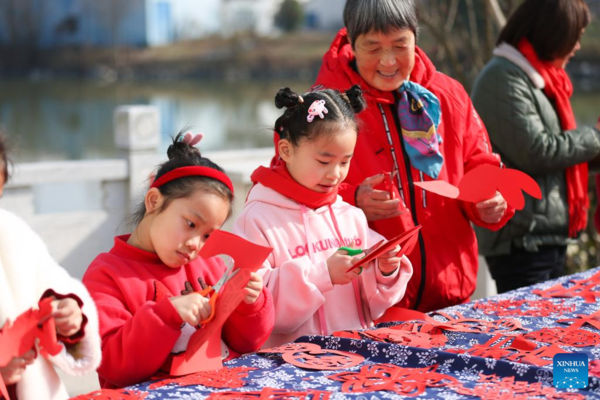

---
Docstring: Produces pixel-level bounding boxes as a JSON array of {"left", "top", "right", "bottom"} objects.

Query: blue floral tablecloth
[{"left": 108, "top": 268, "right": 600, "bottom": 399}]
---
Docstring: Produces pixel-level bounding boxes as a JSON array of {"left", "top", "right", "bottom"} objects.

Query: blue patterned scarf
[{"left": 397, "top": 81, "right": 443, "bottom": 179}]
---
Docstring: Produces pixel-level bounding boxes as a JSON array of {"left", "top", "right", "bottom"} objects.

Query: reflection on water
[
  {"left": 0, "top": 79, "right": 314, "bottom": 162},
  {"left": 1, "top": 79, "right": 599, "bottom": 163}
]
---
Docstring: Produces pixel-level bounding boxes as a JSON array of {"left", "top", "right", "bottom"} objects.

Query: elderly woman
[
  {"left": 310, "top": 0, "right": 512, "bottom": 312},
  {"left": 472, "top": 0, "right": 600, "bottom": 294}
]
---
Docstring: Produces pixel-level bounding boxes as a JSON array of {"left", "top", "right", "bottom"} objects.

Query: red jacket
[
  {"left": 83, "top": 235, "right": 274, "bottom": 388},
  {"left": 310, "top": 29, "right": 514, "bottom": 312}
]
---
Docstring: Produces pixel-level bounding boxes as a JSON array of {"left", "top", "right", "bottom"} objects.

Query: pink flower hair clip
[
  {"left": 181, "top": 132, "right": 204, "bottom": 146},
  {"left": 307, "top": 100, "right": 328, "bottom": 122}
]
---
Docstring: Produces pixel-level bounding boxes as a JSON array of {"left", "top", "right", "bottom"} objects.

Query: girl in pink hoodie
[{"left": 234, "top": 86, "right": 413, "bottom": 347}]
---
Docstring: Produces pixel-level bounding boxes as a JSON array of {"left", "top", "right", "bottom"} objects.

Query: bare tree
[{"left": 418, "top": 0, "right": 521, "bottom": 90}]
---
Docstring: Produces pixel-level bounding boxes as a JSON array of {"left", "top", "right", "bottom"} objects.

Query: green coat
[{"left": 471, "top": 55, "right": 600, "bottom": 255}]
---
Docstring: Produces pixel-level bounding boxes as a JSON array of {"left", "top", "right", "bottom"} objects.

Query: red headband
[{"left": 150, "top": 166, "right": 234, "bottom": 195}]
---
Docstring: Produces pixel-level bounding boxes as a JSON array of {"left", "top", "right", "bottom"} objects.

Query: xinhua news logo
[{"left": 553, "top": 353, "right": 588, "bottom": 389}]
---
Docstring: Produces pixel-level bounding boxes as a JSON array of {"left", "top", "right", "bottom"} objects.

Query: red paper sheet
[
  {"left": 170, "top": 230, "right": 272, "bottom": 376},
  {"left": 70, "top": 389, "right": 148, "bottom": 399},
  {"left": 208, "top": 388, "right": 331, "bottom": 399},
  {"left": 149, "top": 366, "right": 256, "bottom": 389},
  {"left": 414, "top": 164, "right": 542, "bottom": 210},
  {"left": 329, "top": 364, "right": 458, "bottom": 396},
  {"left": 346, "top": 225, "right": 421, "bottom": 272}
]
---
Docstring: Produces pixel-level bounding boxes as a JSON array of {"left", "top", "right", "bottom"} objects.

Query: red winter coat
[{"left": 308, "top": 29, "right": 514, "bottom": 312}]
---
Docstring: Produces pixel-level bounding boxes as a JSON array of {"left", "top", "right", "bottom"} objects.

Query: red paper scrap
[
  {"left": 70, "top": 389, "right": 148, "bottom": 399},
  {"left": 473, "top": 299, "right": 575, "bottom": 317},
  {"left": 524, "top": 327, "right": 600, "bottom": 347},
  {"left": 149, "top": 366, "right": 256, "bottom": 389},
  {"left": 414, "top": 164, "right": 542, "bottom": 210},
  {"left": 374, "top": 306, "right": 434, "bottom": 324},
  {"left": 558, "top": 310, "right": 600, "bottom": 331},
  {"left": 329, "top": 363, "right": 458, "bottom": 396},
  {"left": 208, "top": 388, "right": 330, "bottom": 399},
  {"left": 332, "top": 330, "right": 362, "bottom": 340},
  {"left": 170, "top": 230, "right": 272, "bottom": 376},
  {"left": 431, "top": 311, "right": 526, "bottom": 334},
  {"left": 283, "top": 348, "right": 364, "bottom": 370},
  {"left": 533, "top": 272, "right": 600, "bottom": 303},
  {"left": 258, "top": 342, "right": 321, "bottom": 354},
  {"left": 346, "top": 225, "right": 421, "bottom": 272},
  {"left": 360, "top": 327, "right": 447, "bottom": 348},
  {"left": 590, "top": 360, "right": 600, "bottom": 378}
]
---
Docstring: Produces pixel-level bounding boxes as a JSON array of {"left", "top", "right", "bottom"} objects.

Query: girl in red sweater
[{"left": 83, "top": 132, "right": 274, "bottom": 388}]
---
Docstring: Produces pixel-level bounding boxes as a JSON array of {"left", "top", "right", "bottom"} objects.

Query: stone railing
[{"left": 3, "top": 105, "right": 273, "bottom": 279}]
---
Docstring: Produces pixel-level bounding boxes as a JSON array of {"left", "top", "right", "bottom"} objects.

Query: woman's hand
[
  {"left": 377, "top": 245, "right": 402, "bottom": 276},
  {"left": 327, "top": 249, "right": 361, "bottom": 285},
  {"left": 243, "top": 272, "right": 263, "bottom": 305},
  {"left": 0, "top": 349, "right": 36, "bottom": 385},
  {"left": 476, "top": 191, "right": 507, "bottom": 224},
  {"left": 170, "top": 293, "right": 211, "bottom": 326},
  {"left": 51, "top": 297, "right": 83, "bottom": 337},
  {"left": 356, "top": 174, "right": 402, "bottom": 221}
]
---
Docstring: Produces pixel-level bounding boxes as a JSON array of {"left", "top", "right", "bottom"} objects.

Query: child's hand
[
  {"left": 327, "top": 250, "right": 361, "bottom": 285},
  {"left": 0, "top": 349, "right": 36, "bottom": 385},
  {"left": 170, "top": 293, "right": 211, "bottom": 326},
  {"left": 51, "top": 297, "right": 83, "bottom": 337},
  {"left": 377, "top": 245, "right": 401, "bottom": 276},
  {"left": 243, "top": 272, "right": 263, "bottom": 305}
]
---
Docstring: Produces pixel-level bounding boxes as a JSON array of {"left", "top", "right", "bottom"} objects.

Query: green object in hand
[{"left": 338, "top": 247, "right": 363, "bottom": 256}]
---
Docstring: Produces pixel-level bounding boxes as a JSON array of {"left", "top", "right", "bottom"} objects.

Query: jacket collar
[{"left": 494, "top": 42, "right": 545, "bottom": 89}]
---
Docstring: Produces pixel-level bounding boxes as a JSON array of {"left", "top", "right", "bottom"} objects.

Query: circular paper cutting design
[
  {"left": 282, "top": 348, "right": 364, "bottom": 370},
  {"left": 258, "top": 342, "right": 321, "bottom": 354},
  {"left": 524, "top": 328, "right": 600, "bottom": 347}
]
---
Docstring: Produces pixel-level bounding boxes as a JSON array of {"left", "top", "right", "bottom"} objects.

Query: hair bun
[
  {"left": 345, "top": 85, "right": 366, "bottom": 114},
  {"left": 167, "top": 131, "right": 202, "bottom": 160},
  {"left": 275, "top": 87, "right": 303, "bottom": 109}
]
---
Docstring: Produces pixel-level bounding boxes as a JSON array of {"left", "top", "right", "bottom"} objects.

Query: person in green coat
[{"left": 471, "top": 0, "right": 600, "bottom": 294}]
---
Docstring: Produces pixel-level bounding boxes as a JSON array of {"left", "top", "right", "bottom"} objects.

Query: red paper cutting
[
  {"left": 258, "top": 342, "right": 322, "bottom": 354},
  {"left": 374, "top": 306, "right": 434, "bottom": 324},
  {"left": 360, "top": 328, "right": 447, "bottom": 348},
  {"left": 70, "top": 389, "right": 148, "bottom": 399},
  {"left": 431, "top": 311, "right": 526, "bottom": 334},
  {"left": 346, "top": 225, "right": 421, "bottom": 272},
  {"left": 414, "top": 164, "right": 542, "bottom": 210},
  {"left": 332, "top": 330, "right": 362, "bottom": 340},
  {"left": 329, "top": 363, "right": 459, "bottom": 396},
  {"left": 590, "top": 360, "right": 600, "bottom": 378},
  {"left": 473, "top": 299, "right": 575, "bottom": 317},
  {"left": 558, "top": 310, "right": 600, "bottom": 331},
  {"left": 170, "top": 230, "right": 273, "bottom": 376},
  {"left": 523, "top": 327, "right": 600, "bottom": 347},
  {"left": 282, "top": 348, "right": 364, "bottom": 370},
  {"left": 208, "top": 388, "right": 330, "bottom": 399},
  {"left": 149, "top": 366, "right": 256, "bottom": 389},
  {"left": 374, "top": 171, "right": 401, "bottom": 201},
  {"left": 533, "top": 273, "right": 600, "bottom": 303}
]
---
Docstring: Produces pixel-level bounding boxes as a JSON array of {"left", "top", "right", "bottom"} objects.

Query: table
[{"left": 77, "top": 267, "right": 600, "bottom": 399}]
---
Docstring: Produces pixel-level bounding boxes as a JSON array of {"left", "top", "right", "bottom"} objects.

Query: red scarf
[
  {"left": 251, "top": 161, "right": 338, "bottom": 209},
  {"left": 519, "top": 39, "right": 588, "bottom": 238}
]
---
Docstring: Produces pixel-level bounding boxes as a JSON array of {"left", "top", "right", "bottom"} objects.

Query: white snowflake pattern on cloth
[
  {"left": 438, "top": 358, "right": 456, "bottom": 374},
  {"left": 382, "top": 344, "right": 412, "bottom": 365},
  {"left": 366, "top": 341, "right": 380, "bottom": 356},
  {"left": 510, "top": 361, "right": 530, "bottom": 376},
  {"left": 325, "top": 336, "right": 341, "bottom": 349},
  {"left": 535, "top": 368, "right": 553, "bottom": 385},
  {"left": 416, "top": 350, "right": 437, "bottom": 366},
  {"left": 484, "top": 357, "right": 497, "bottom": 369},
  {"left": 457, "top": 364, "right": 484, "bottom": 382},
  {"left": 249, "top": 357, "right": 276, "bottom": 369}
]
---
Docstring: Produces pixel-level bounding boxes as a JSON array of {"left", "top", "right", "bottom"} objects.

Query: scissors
[
  {"left": 196, "top": 259, "right": 239, "bottom": 323},
  {"left": 338, "top": 240, "right": 385, "bottom": 274}
]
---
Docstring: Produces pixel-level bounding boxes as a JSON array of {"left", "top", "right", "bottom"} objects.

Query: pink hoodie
[{"left": 233, "top": 183, "right": 413, "bottom": 347}]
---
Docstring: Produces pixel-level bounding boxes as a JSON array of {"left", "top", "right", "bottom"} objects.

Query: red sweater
[
  {"left": 83, "top": 235, "right": 274, "bottom": 388},
  {"left": 308, "top": 29, "right": 514, "bottom": 312}
]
